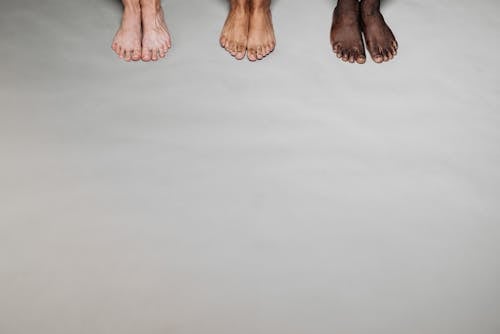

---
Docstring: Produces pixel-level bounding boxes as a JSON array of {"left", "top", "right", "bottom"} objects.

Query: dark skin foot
[
  {"left": 360, "top": 0, "right": 398, "bottom": 63},
  {"left": 331, "top": 0, "right": 366, "bottom": 64}
]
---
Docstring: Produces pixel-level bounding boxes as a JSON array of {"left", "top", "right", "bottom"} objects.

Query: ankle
[
  {"left": 123, "top": 3, "right": 141, "bottom": 14},
  {"left": 249, "top": 1, "right": 271, "bottom": 13},
  {"left": 360, "top": 0, "right": 380, "bottom": 15},
  {"left": 336, "top": 0, "right": 359, "bottom": 11},
  {"left": 249, "top": 6, "right": 270, "bottom": 15},
  {"left": 230, "top": 3, "right": 249, "bottom": 14},
  {"left": 141, "top": 2, "right": 162, "bottom": 15}
]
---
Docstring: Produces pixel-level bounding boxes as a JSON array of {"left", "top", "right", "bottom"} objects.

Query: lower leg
[
  {"left": 140, "top": 0, "right": 171, "bottom": 61},
  {"left": 112, "top": 0, "right": 142, "bottom": 61},
  {"left": 360, "top": 0, "right": 398, "bottom": 63},
  {"left": 247, "top": 0, "right": 275, "bottom": 61}
]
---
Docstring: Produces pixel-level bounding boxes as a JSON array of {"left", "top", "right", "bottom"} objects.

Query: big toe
[
  {"left": 370, "top": 47, "right": 384, "bottom": 63},
  {"left": 356, "top": 53, "right": 366, "bottom": 64},
  {"left": 247, "top": 48, "right": 257, "bottom": 61},
  {"left": 132, "top": 48, "right": 142, "bottom": 61},
  {"left": 142, "top": 48, "right": 152, "bottom": 62}
]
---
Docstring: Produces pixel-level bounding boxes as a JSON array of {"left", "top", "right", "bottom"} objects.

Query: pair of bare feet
[
  {"left": 112, "top": 0, "right": 171, "bottom": 62},
  {"left": 331, "top": 0, "right": 398, "bottom": 64},
  {"left": 220, "top": 1, "right": 276, "bottom": 61}
]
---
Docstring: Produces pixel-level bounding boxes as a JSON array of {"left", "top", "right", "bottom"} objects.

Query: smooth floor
[{"left": 1, "top": 0, "right": 500, "bottom": 333}]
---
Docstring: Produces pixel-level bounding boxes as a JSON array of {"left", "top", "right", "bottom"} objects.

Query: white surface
[{"left": 1, "top": 0, "right": 499, "bottom": 333}]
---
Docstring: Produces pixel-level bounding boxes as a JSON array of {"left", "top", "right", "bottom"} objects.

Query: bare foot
[
  {"left": 141, "top": 4, "right": 171, "bottom": 62},
  {"left": 330, "top": 0, "right": 366, "bottom": 64},
  {"left": 220, "top": 4, "right": 250, "bottom": 60},
  {"left": 112, "top": 5, "right": 142, "bottom": 62},
  {"left": 361, "top": 0, "right": 398, "bottom": 63},
  {"left": 247, "top": 8, "right": 276, "bottom": 61}
]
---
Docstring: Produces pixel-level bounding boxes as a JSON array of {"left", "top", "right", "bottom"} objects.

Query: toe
[
  {"left": 228, "top": 41, "right": 236, "bottom": 55},
  {"left": 235, "top": 51, "right": 245, "bottom": 60},
  {"left": 151, "top": 49, "right": 158, "bottom": 61},
  {"left": 386, "top": 48, "right": 394, "bottom": 60},
  {"left": 159, "top": 48, "right": 166, "bottom": 58},
  {"left": 236, "top": 43, "right": 245, "bottom": 53},
  {"left": 348, "top": 51, "right": 355, "bottom": 63},
  {"left": 125, "top": 50, "right": 132, "bottom": 62},
  {"left": 142, "top": 48, "right": 151, "bottom": 62},
  {"left": 257, "top": 46, "right": 263, "bottom": 60},
  {"left": 332, "top": 43, "right": 341, "bottom": 54},
  {"left": 132, "top": 49, "right": 141, "bottom": 61},
  {"left": 247, "top": 48, "right": 256, "bottom": 61},
  {"left": 341, "top": 50, "right": 349, "bottom": 62},
  {"left": 235, "top": 44, "right": 245, "bottom": 60},
  {"left": 372, "top": 47, "right": 383, "bottom": 63},
  {"left": 382, "top": 49, "right": 389, "bottom": 62},
  {"left": 266, "top": 44, "right": 273, "bottom": 55},
  {"left": 356, "top": 53, "right": 366, "bottom": 64}
]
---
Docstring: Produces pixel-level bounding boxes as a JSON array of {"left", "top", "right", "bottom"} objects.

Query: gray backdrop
[{"left": 1, "top": 0, "right": 499, "bottom": 333}]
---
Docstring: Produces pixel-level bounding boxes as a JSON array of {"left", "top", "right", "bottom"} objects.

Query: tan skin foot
[
  {"left": 141, "top": 2, "right": 171, "bottom": 62},
  {"left": 361, "top": 0, "right": 398, "bottom": 63},
  {"left": 112, "top": 5, "right": 142, "bottom": 62},
  {"left": 247, "top": 6, "right": 276, "bottom": 61},
  {"left": 220, "top": 4, "right": 250, "bottom": 60},
  {"left": 330, "top": 0, "right": 366, "bottom": 64}
]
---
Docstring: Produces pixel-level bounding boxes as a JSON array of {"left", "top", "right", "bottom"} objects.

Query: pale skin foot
[
  {"left": 330, "top": 0, "right": 366, "bottom": 64},
  {"left": 247, "top": 1, "right": 275, "bottom": 61},
  {"left": 360, "top": 0, "right": 398, "bottom": 63},
  {"left": 140, "top": 0, "right": 172, "bottom": 62},
  {"left": 220, "top": 1, "right": 250, "bottom": 60},
  {"left": 112, "top": 1, "right": 142, "bottom": 62}
]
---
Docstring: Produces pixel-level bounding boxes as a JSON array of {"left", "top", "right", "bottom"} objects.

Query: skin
[
  {"left": 112, "top": 0, "right": 171, "bottom": 62},
  {"left": 331, "top": 0, "right": 397, "bottom": 64},
  {"left": 220, "top": 0, "right": 276, "bottom": 61}
]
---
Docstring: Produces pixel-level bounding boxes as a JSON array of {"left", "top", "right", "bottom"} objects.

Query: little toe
[
  {"left": 332, "top": 43, "right": 341, "bottom": 54},
  {"left": 266, "top": 44, "right": 273, "bottom": 54}
]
